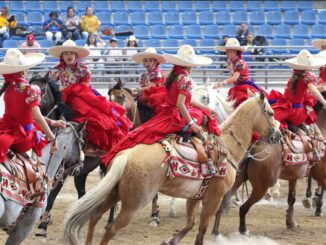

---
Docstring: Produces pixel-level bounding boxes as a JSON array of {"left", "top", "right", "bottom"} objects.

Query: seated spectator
[
  {"left": 124, "top": 35, "right": 139, "bottom": 57},
  {"left": 0, "top": 6, "right": 17, "bottom": 47},
  {"left": 62, "top": 6, "right": 80, "bottom": 40},
  {"left": 19, "top": 34, "right": 41, "bottom": 54},
  {"left": 80, "top": 7, "right": 101, "bottom": 40},
  {"left": 236, "top": 22, "right": 249, "bottom": 46},
  {"left": 104, "top": 37, "right": 123, "bottom": 81},
  {"left": 43, "top": 11, "right": 64, "bottom": 44}
]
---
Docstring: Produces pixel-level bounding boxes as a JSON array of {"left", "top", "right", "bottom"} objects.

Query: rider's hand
[
  {"left": 52, "top": 120, "right": 66, "bottom": 128},
  {"left": 213, "top": 82, "right": 224, "bottom": 89},
  {"left": 50, "top": 139, "right": 58, "bottom": 154},
  {"left": 191, "top": 124, "right": 202, "bottom": 134}
]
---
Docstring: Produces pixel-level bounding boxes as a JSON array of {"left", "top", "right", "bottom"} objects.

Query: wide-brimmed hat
[
  {"left": 0, "top": 48, "right": 45, "bottom": 75},
  {"left": 317, "top": 50, "right": 326, "bottom": 59},
  {"left": 285, "top": 49, "right": 326, "bottom": 70},
  {"left": 163, "top": 45, "right": 212, "bottom": 67},
  {"left": 215, "top": 38, "right": 247, "bottom": 52},
  {"left": 131, "top": 47, "right": 166, "bottom": 64},
  {"left": 48, "top": 39, "right": 90, "bottom": 59},
  {"left": 312, "top": 39, "right": 326, "bottom": 50},
  {"left": 127, "top": 35, "right": 138, "bottom": 42}
]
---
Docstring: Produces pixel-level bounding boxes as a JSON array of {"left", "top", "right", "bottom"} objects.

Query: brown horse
[
  {"left": 63, "top": 91, "right": 281, "bottom": 245},
  {"left": 212, "top": 103, "right": 326, "bottom": 236}
]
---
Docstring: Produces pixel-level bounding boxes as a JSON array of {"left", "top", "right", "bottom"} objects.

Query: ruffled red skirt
[
  {"left": 140, "top": 86, "right": 166, "bottom": 115},
  {"left": 228, "top": 82, "right": 263, "bottom": 108},
  {"left": 62, "top": 84, "right": 133, "bottom": 151}
]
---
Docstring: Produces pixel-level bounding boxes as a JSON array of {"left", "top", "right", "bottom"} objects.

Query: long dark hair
[
  {"left": 87, "top": 34, "right": 97, "bottom": 46},
  {"left": 290, "top": 70, "right": 304, "bottom": 94},
  {"left": 165, "top": 69, "right": 176, "bottom": 90},
  {"left": 0, "top": 80, "right": 9, "bottom": 97}
]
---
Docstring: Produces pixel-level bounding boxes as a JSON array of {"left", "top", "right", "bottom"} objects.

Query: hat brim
[
  {"left": 163, "top": 53, "right": 212, "bottom": 67},
  {"left": 48, "top": 46, "right": 90, "bottom": 59},
  {"left": 215, "top": 46, "right": 247, "bottom": 52},
  {"left": 132, "top": 52, "right": 166, "bottom": 64},
  {"left": 285, "top": 55, "right": 326, "bottom": 70},
  {"left": 317, "top": 50, "right": 326, "bottom": 59},
  {"left": 312, "top": 39, "right": 326, "bottom": 50},
  {"left": 0, "top": 53, "right": 45, "bottom": 75}
]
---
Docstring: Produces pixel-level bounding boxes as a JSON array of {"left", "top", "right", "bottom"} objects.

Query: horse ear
[
  {"left": 117, "top": 78, "right": 122, "bottom": 86},
  {"left": 259, "top": 90, "right": 265, "bottom": 102},
  {"left": 247, "top": 89, "right": 255, "bottom": 98},
  {"left": 77, "top": 121, "right": 87, "bottom": 133}
]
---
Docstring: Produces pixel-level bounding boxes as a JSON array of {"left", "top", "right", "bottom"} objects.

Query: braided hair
[
  {"left": 0, "top": 80, "right": 9, "bottom": 97},
  {"left": 290, "top": 70, "right": 305, "bottom": 94}
]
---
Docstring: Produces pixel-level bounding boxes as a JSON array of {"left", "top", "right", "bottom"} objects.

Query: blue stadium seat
[
  {"left": 281, "top": 1, "right": 297, "bottom": 11},
  {"left": 266, "top": 11, "right": 282, "bottom": 25},
  {"left": 115, "top": 25, "right": 130, "bottom": 33},
  {"left": 77, "top": 1, "right": 91, "bottom": 12},
  {"left": 133, "top": 25, "right": 149, "bottom": 39},
  {"left": 307, "top": 39, "right": 319, "bottom": 54},
  {"left": 179, "top": 1, "right": 194, "bottom": 12},
  {"left": 293, "top": 24, "right": 310, "bottom": 39},
  {"left": 271, "top": 38, "right": 289, "bottom": 54},
  {"left": 75, "top": 39, "right": 86, "bottom": 47},
  {"left": 221, "top": 25, "right": 237, "bottom": 38},
  {"left": 111, "top": 2, "right": 126, "bottom": 12},
  {"left": 94, "top": 1, "right": 110, "bottom": 11},
  {"left": 15, "top": 13, "right": 26, "bottom": 26},
  {"left": 216, "top": 11, "right": 231, "bottom": 25},
  {"left": 151, "top": 25, "right": 167, "bottom": 39},
  {"left": 182, "top": 11, "right": 197, "bottom": 25},
  {"left": 203, "top": 25, "right": 219, "bottom": 39},
  {"left": 3, "top": 40, "right": 18, "bottom": 49},
  {"left": 9, "top": 1, "right": 26, "bottom": 13},
  {"left": 116, "top": 39, "right": 125, "bottom": 47},
  {"left": 113, "top": 12, "right": 129, "bottom": 25},
  {"left": 247, "top": 1, "right": 262, "bottom": 12},
  {"left": 182, "top": 39, "right": 197, "bottom": 47},
  {"left": 147, "top": 39, "right": 161, "bottom": 48},
  {"left": 145, "top": 1, "right": 160, "bottom": 11},
  {"left": 148, "top": 11, "right": 163, "bottom": 25},
  {"left": 233, "top": 11, "right": 247, "bottom": 25},
  {"left": 96, "top": 11, "right": 112, "bottom": 25},
  {"left": 256, "top": 24, "right": 274, "bottom": 39},
  {"left": 43, "top": 1, "right": 59, "bottom": 12},
  {"left": 275, "top": 24, "right": 292, "bottom": 39},
  {"left": 311, "top": 24, "right": 326, "bottom": 39},
  {"left": 60, "top": 1, "right": 75, "bottom": 12},
  {"left": 250, "top": 11, "right": 265, "bottom": 25},
  {"left": 186, "top": 25, "right": 202, "bottom": 39},
  {"left": 199, "top": 39, "right": 217, "bottom": 54},
  {"left": 301, "top": 10, "right": 317, "bottom": 25},
  {"left": 163, "top": 39, "right": 179, "bottom": 54},
  {"left": 284, "top": 10, "right": 299, "bottom": 25},
  {"left": 212, "top": 1, "right": 227, "bottom": 11},
  {"left": 298, "top": 1, "right": 313, "bottom": 11},
  {"left": 26, "top": 1, "right": 43, "bottom": 12},
  {"left": 165, "top": 11, "right": 180, "bottom": 25},
  {"left": 127, "top": 1, "right": 143, "bottom": 12},
  {"left": 162, "top": 1, "right": 177, "bottom": 12},
  {"left": 39, "top": 39, "right": 54, "bottom": 53},
  {"left": 199, "top": 11, "right": 215, "bottom": 25},
  {"left": 169, "top": 25, "right": 184, "bottom": 39},
  {"left": 289, "top": 39, "right": 306, "bottom": 54},
  {"left": 194, "top": 1, "right": 211, "bottom": 12},
  {"left": 130, "top": 12, "right": 146, "bottom": 25},
  {"left": 229, "top": 1, "right": 245, "bottom": 12},
  {"left": 264, "top": 1, "right": 279, "bottom": 11},
  {"left": 319, "top": 10, "right": 326, "bottom": 25},
  {"left": 27, "top": 12, "right": 43, "bottom": 26}
]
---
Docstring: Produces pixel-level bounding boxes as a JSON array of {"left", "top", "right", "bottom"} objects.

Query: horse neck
[{"left": 122, "top": 88, "right": 137, "bottom": 121}]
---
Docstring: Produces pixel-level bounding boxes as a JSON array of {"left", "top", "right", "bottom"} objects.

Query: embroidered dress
[
  {"left": 49, "top": 58, "right": 133, "bottom": 151},
  {"left": 0, "top": 74, "right": 47, "bottom": 162},
  {"left": 101, "top": 66, "right": 220, "bottom": 167},
  {"left": 319, "top": 66, "right": 326, "bottom": 83}
]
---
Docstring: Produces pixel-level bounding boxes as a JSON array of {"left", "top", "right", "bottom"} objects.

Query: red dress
[
  {"left": 49, "top": 59, "right": 133, "bottom": 151},
  {"left": 101, "top": 66, "right": 220, "bottom": 167},
  {"left": 319, "top": 66, "right": 326, "bottom": 83},
  {"left": 272, "top": 70, "right": 317, "bottom": 129},
  {"left": 0, "top": 74, "right": 48, "bottom": 162}
]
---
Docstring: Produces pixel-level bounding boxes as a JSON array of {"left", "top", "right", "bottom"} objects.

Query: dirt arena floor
[{"left": 0, "top": 171, "right": 325, "bottom": 245}]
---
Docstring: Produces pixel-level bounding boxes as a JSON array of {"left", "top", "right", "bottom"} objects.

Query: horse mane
[{"left": 108, "top": 79, "right": 132, "bottom": 96}]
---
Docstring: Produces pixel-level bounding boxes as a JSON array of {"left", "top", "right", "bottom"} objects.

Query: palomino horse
[
  {"left": 212, "top": 98, "right": 326, "bottom": 236},
  {"left": 63, "top": 91, "right": 281, "bottom": 245},
  {"left": 0, "top": 122, "right": 85, "bottom": 244}
]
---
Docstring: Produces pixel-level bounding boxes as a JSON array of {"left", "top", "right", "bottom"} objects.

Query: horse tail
[
  {"left": 63, "top": 154, "right": 128, "bottom": 245},
  {"left": 219, "top": 190, "right": 233, "bottom": 213}
]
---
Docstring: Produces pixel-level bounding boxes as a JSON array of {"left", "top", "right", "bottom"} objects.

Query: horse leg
[
  {"left": 169, "top": 197, "right": 177, "bottom": 218},
  {"left": 149, "top": 193, "right": 160, "bottom": 227},
  {"left": 302, "top": 176, "right": 313, "bottom": 209},
  {"left": 74, "top": 173, "right": 88, "bottom": 199},
  {"left": 286, "top": 179, "right": 298, "bottom": 229},
  {"left": 107, "top": 205, "right": 116, "bottom": 225},
  {"left": 272, "top": 179, "right": 281, "bottom": 197},
  {"left": 315, "top": 188, "right": 324, "bottom": 217}
]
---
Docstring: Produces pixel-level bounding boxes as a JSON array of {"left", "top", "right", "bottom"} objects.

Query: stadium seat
[
  {"left": 311, "top": 24, "right": 326, "bottom": 39},
  {"left": 182, "top": 39, "right": 197, "bottom": 47},
  {"left": 43, "top": 1, "right": 59, "bottom": 12},
  {"left": 93, "top": 1, "right": 110, "bottom": 11},
  {"left": 26, "top": 1, "right": 42, "bottom": 12},
  {"left": 293, "top": 24, "right": 310, "bottom": 39},
  {"left": 301, "top": 10, "right": 317, "bottom": 25},
  {"left": 195, "top": 1, "right": 211, "bottom": 12},
  {"left": 60, "top": 1, "right": 75, "bottom": 12},
  {"left": 182, "top": 11, "right": 197, "bottom": 25},
  {"left": 163, "top": 39, "right": 179, "bottom": 53},
  {"left": 319, "top": 10, "right": 326, "bottom": 25},
  {"left": 147, "top": 39, "right": 161, "bottom": 48},
  {"left": 14, "top": 13, "right": 26, "bottom": 26},
  {"left": 229, "top": 1, "right": 245, "bottom": 12},
  {"left": 3, "top": 40, "right": 18, "bottom": 49},
  {"left": 247, "top": 1, "right": 262, "bottom": 12},
  {"left": 307, "top": 39, "right": 319, "bottom": 54},
  {"left": 281, "top": 1, "right": 297, "bottom": 11},
  {"left": 298, "top": 1, "right": 313, "bottom": 11},
  {"left": 275, "top": 24, "right": 292, "bottom": 39},
  {"left": 111, "top": 2, "right": 126, "bottom": 12},
  {"left": 199, "top": 39, "right": 217, "bottom": 54},
  {"left": 133, "top": 25, "right": 149, "bottom": 39},
  {"left": 203, "top": 25, "right": 219, "bottom": 39},
  {"left": 264, "top": 1, "right": 279, "bottom": 11},
  {"left": 113, "top": 12, "right": 129, "bottom": 25},
  {"left": 216, "top": 11, "right": 231, "bottom": 25},
  {"left": 289, "top": 39, "right": 305, "bottom": 54},
  {"left": 115, "top": 25, "right": 130, "bottom": 34},
  {"left": 284, "top": 10, "right": 299, "bottom": 25},
  {"left": 168, "top": 25, "right": 184, "bottom": 39},
  {"left": 148, "top": 11, "right": 163, "bottom": 25},
  {"left": 27, "top": 12, "right": 43, "bottom": 26},
  {"left": 130, "top": 12, "right": 146, "bottom": 25},
  {"left": 179, "top": 1, "right": 194, "bottom": 12},
  {"left": 212, "top": 1, "right": 227, "bottom": 11},
  {"left": 266, "top": 11, "right": 282, "bottom": 25},
  {"left": 77, "top": 1, "right": 91, "bottom": 12},
  {"left": 145, "top": 1, "right": 161, "bottom": 11},
  {"left": 233, "top": 11, "right": 247, "bottom": 25},
  {"left": 9, "top": 1, "right": 26, "bottom": 13},
  {"left": 151, "top": 25, "right": 167, "bottom": 39},
  {"left": 221, "top": 25, "right": 237, "bottom": 38},
  {"left": 39, "top": 39, "right": 54, "bottom": 53},
  {"left": 256, "top": 24, "right": 274, "bottom": 39},
  {"left": 162, "top": 1, "right": 177, "bottom": 12},
  {"left": 96, "top": 11, "right": 112, "bottom": 26},
  {"left": 127, "top": 1, "right": 143, "bottom": 12},
  {"left": 199, "top": 11, "right": 215, "bottom": 25},
  {"left": 165, "top": 11, "right": 180, "bottom": 25},
  {"left": 271, "top": 38, "right": 289, "bottom": 54},
  {"left": 250, "top": 11, "right": 265, "bottom": 25},
  {"left": 186, "top": 25, "right": 202, "bottom": 39}
]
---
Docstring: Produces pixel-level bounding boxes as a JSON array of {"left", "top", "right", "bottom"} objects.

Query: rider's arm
[
  {"left": 214, "top": 71, "right": 240, "bottom": 89},
  {"left": 177, "top": 94, "right": 201, "bottom": 134},
  {"left": 190, "top": 99, "right": 215, "bottom": 115},
  {"left": 307, "top": 83, "right": 326, "bottom": 107},
  {"left": 31, "top": 106, "right": 55, "bottom": 141}
]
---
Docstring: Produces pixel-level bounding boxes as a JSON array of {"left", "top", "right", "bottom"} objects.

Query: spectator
[
  {"left": 80, "top": 7, "right": 101, "bottom": 40},
  {"left": 62, "top": 6, "right": 80, "bottom": 40},
  {"left": 19, "top": 34, "right": 41, "bottom": 54},
  {"left": 43, "top": 11, "right": 64, "bottom": 44},
  {"left": 124, "top": 35, "right": 139, "bottom": 57},
  {"left": 104, "top": 37, "right": 123, "bottom": 82},
  {"left": 236, "top": 22, "right": 249, "bottom": 46},
  {"left": 0, "top": 6, "right": 16, "bottom": 47}
]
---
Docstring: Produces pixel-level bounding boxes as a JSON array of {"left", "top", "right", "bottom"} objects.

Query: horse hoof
[
  {"left": 286, "top": 222, "right": 298, "bottom": 229},
  {"left": 148, "top": 220, "right": 159, "bottom": 227},
  {"left": 312, "top": 197, "right": 318, "bottom": 208},
  {"left": 212, "top": 234, "right": 222, "bottom": 241},
  {"left": 161, "top": 241, "right": 171, "bottom": 245},
  {"left": 240, "top": 230, "right": 250, "bottom": 236},
  {"left": 315, "top": 211, "right": 323, "bottom": 217},
  {"left": 35, "top": 228, "right": 47, "bottom": 237},
  {"left": 302, "top": 197, "right": 312, "bottom": 209}
]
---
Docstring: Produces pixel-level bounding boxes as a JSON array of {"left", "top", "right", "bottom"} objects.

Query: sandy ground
[{"left": 0, "top": 171, "right": 325, "bottom": 245}]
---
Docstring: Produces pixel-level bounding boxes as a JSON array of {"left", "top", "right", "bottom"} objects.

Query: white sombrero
[
  {"left": 285, "top": 49, "right": 326, "bottom": 70},
  {"left": 317, "top": 50, "right": 326, "bottom": 59},
  {"left": 127, "top": 35, "right": 138, "bottom": 42},
  {"left": 48, "top": 39, "right": 90, "bottom": 59},
  {"left": 312, "top": 39, "right": 326, "bottom": 50},
  {"left": 215, "top": 38, "right": 247, "bottom": 52},
  {"left": 163, "top": 45, "right": 212, "bottom": 67},
  {"left": 0, "top": 48, "right": 45, "bottom": 75},
  {"left": 131, "top": 47, "right": 166, "bottom": 64}
]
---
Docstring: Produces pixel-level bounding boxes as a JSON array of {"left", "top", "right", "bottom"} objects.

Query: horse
[
  {"left": 0, "top": 121, "right": 85, "bottom": 245},
  {"left": 303, "top": 176, "right": 324, "bottom": 216},
  {"left": 63, "top": 91, "right": 281, "bottom": 245},
  {"left": 212, "top": 98, "right": 326, "bottom": 237}
]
